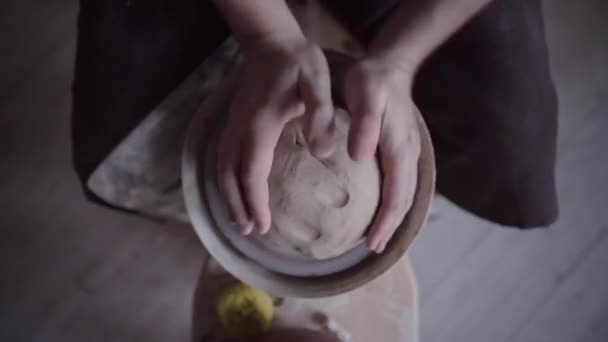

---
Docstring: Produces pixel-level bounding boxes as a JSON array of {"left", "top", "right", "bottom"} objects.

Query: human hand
[
  {"left": 218, "top": 34, "right": 335, "bottom": 236},
  {"left": 343, "top": 57, "right": 421, "bottom": 253}
]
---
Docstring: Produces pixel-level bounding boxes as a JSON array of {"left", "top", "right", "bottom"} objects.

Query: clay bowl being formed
[{"left": 182, "top": 51, "right": 436, "bottom": 298}]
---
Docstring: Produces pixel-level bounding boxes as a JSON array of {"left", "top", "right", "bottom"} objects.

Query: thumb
[{"left": 300, "top": 67, "right": 336, "bottom": 159}]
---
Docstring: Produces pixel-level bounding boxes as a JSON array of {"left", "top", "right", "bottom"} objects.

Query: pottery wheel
[
  {"left": 204, "top": 111, "right": 374, "bottom": 277},
  {"left": 182, "top": 49, "right": 435, "bottom": 298}
]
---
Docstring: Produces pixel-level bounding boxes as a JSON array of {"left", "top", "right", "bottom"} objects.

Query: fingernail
[
  {"left": 367, "top": 237, "right": 379, "bottom": 251},
  {"left": 378, "top": 238, "right": 390, "bottom": 253},
  {"left": 254, "top": 221, "right": 269, "bottom": 235},
  {"left": 259, "top": 225, "right": 271, "bottom": 235},
  {"left": 350, "top": 147, "right": 369, "bottom": 162},
  {"left": 310, "top": 141, "right": 333, "bottom": 160},
  {"left": 241, "top": 221, "right": 254, "bottom": 235}
]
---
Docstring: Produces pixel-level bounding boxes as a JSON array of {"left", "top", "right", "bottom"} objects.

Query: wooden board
[{"left": 191, "top": 251, "right": 419, "bottom": 342}]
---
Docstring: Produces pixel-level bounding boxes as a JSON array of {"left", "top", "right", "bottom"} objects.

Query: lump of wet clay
[{"left": 267, "top": 108, "right": 381, "bottom": 260}]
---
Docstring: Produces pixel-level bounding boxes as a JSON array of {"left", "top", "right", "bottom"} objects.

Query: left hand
[{"left": 342, "top": 57, "right": 421, "bottom": 253}]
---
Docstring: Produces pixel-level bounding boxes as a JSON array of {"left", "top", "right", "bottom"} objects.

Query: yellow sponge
[{"left": 216, "top": 282, "right": 274, "bottom": 337}]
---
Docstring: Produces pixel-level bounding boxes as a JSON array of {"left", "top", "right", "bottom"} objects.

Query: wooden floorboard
[
  {"left": 581, "top": 300, "right": 608, "bottom": 342},
  {"left": 409, "top": 198, "right": 494, "bottom": 301},
  {"left": 0, "top": 2, "right": 205, "bottom": 341},
  {"left": 415, "top": 103, "right": 608, "bottom": 342},
  {"left": 411, "top": 0, "right": 608, "bottom": 341},
  {"left": 0, "top": 0, "right": 77, "bottom": 104},
  {"left": 513, "top": 230, "right": 608, "bottom": 342}
]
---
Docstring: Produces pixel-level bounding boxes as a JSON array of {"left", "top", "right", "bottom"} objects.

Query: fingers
[
  {"left": 238, "top": 114, "right": 284, "bottom": 234},
  {"left": 366, "top": 153, "right": 409, "bottom": 253},
  {"left": 366, "top": 115, "right": 419, "bottom": 253},
  {"left": 218, "top": 144, "right": 253, "bottom": 235},
  {"left": 367, "top": 155, "right": 417, "bottom": 253},
  {"left": 217, "top": 122, "right": 276, "bottom": 235},
  {"left": 299, "top": 59, "right": 336, "bottom": 159},
  {"left": 344, "top": 71, "right": 385, "bottom": 162},
  {"left": 218, "top": 100, "right": 303, "bottom": 235}
]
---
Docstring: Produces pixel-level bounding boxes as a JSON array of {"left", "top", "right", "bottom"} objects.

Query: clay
[
  {"left": 266, "top": 108, "right": 381, "bottom": 259},
  {"left": 182, "top": 50, "right": 436, "bottom": 297}
]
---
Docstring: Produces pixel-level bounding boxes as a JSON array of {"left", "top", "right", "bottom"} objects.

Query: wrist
[
  {"left": 239, "top": 31, "right": 307, "bottom": 56},
  {"left": 213, "top": 0, "right": 304, "bottom": 52},
  {"left": 368, "top": 46, "right": 421, "bottom": 78},
  {"left": 365, "top": 53, "right": 418, "bottom": 86}
]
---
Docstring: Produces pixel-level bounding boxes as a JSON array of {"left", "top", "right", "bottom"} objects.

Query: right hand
[{"left": 218, "top": 34, "right": 335, "bottom": 236}]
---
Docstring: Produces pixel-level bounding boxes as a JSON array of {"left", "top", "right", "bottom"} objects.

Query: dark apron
[{"left": 71, "top": 0, "right": 558, "bottom": 228}]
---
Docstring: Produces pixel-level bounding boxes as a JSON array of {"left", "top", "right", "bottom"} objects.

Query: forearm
[
  {"left": 212, "top": 0, "right": 303, "bottom": 49},
  {"left": 369, "top": 0, "right": 491, "bottom": 73}
]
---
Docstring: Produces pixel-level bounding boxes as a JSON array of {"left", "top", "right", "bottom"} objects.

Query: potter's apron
[{"left": 71, "top": 0, "right": 558, "bottom": 227}]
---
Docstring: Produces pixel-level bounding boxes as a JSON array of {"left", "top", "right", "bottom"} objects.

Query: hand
[
  {"left": 343, "top": 58, "right": 421, "bottom": 253},
  {"left": 218, "top": 34, "right": 335, "bottom": 236}
]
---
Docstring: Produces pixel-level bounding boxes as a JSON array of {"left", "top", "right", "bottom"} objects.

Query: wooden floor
[
  {"left": 1, "top": 0, "right": 607, "bottom": 341},
  {"left": 410, "top": 1, "right": 608, "bottom": 341}
]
